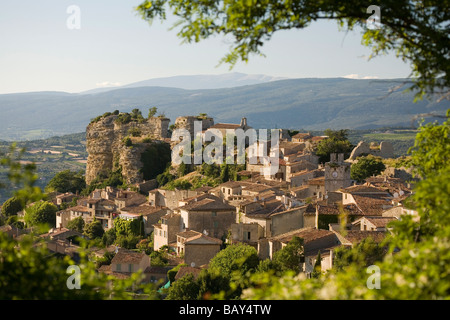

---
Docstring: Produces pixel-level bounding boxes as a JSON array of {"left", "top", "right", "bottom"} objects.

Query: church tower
[{"left": 324, "top": 153, "right": 351, "bottom": 193}]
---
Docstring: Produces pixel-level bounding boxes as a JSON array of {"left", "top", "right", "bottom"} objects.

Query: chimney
[
  {"left": 337, "top": 153, "right": 344, "bottom": 163},
  {"left": 330, "top": 153, "right": 337, "bottom": 163},
  {"left": 240, "top": 117, "right": 247, "bottom": 128}
]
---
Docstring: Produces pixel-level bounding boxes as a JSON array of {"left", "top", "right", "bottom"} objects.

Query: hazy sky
[{"left": 0, "top": 0, "right": 412, "bottom": 94}]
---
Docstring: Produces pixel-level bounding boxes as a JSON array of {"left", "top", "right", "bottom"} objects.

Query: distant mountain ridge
[
  {"left": 0, "top": 76, "right": 448, "bottom": 141},
  {"left": 81, "top": 72, "right": 288, "bottom": 94}
]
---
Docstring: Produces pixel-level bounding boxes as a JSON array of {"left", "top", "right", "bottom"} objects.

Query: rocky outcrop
[
  {"left": 349, "top": 141, "right": 394, "bottom": 160},
  {"left": 85, "top": 114, "right": 170, "bottom": 185}
]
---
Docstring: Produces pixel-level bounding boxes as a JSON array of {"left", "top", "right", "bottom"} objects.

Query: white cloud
[
  {"left": 342, "top": 74, "right": 379, "bottom": 80},
  {"left": 96, "top": 81, "right": 122, "bottom": 88}
]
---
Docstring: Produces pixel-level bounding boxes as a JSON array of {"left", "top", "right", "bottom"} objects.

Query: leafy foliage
[
  {"left": 83, "top": 218, "right": 105, "bottom": 239},
  {"left": 67, "top": 216, "right": 85, "bottom": 233},
  {"left": 272, "top": 236, "right": 304, "bottom": 274},
  {"left": 24, "top": 201, "right": 58, "bottom": 228},
  {"left": 350, "top": 155, "right": 386, "bottom": 182},
  {"left": 140, "top": 142, "right": 172, "bottom": 181},
  {"left": 316, "top": 129, "right": 353, "bottom": 163},
  {"left": 45, "top": 170, "right": 86, "bottom": 194},
  {"left": 1, "top": 196, "right": 24, "bottom": 217}
]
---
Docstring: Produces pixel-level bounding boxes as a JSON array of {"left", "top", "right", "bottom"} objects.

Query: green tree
[
  {"left": 316, "top": 129, "right": 353, "bottom": 163},
  {"left": 66, "top": 216, "right": 85, "bottom": 233},
  {"left": 131, "top": 108, "right": 145, "bottom": 122},
  {"left": 83, "top": 218, "right": 105, "bottom": 239},
  {"left": 148, "top": 107, "right": 158, "bottom": 118},
  {"left": 6, "top": 215, "right": 25, "bottom": 229},
  {"left": 167, "top": 263, "right": 187, "bottom": 283},
  {"left": 137, "top": 0, "right": 449, "bottom": 100},
  {"left": 219, "top": 163, "right": 230, "bottom": 183},
  {"left": 165, "top": 273, "right": 200, "bottom": 300},
  {"left": 45, "top": 170, "right": 86, "bottom": 194},
  {"left": 272, "top": 236, "right": 304, "bottom": 274},
  {"left": 350, "top": 155, "right": 386, "bottom": 182},
  {"left": 141, "top": 142, "right": 172, "bottom": 181},
  {"left": 25, "top": 201, "right": 57, "bottom": 228},
  {"left": 209, "top": 243, "right": 259, "bottom": 276},
  {"left": 1, "top": 196, "right": 24, "bottom": 217}
]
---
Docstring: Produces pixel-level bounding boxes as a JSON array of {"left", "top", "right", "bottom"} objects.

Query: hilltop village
[{"left": 1, "top": 110, "right": 416, "bottom": 293}]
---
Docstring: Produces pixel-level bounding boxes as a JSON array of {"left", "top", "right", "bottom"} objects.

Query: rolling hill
[{"left": 0, "top": 77, "right": 448, "bottom": 141}]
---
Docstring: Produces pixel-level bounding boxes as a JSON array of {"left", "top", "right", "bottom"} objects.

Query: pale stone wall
[
  {"left": 184, "top": 243, "right": 221, "bottom": 267},
  {"left": 349, "top": 141, "right": 394, "bottom": 160}
]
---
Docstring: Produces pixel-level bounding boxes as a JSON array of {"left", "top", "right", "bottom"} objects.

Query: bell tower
[{"left": 324, "top": 153, "right": 351, "bottom": 193}]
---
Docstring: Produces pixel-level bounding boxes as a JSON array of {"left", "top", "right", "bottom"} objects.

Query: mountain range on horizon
[
  {"left": 81, "top": 72, "right": 289, "bottom": 94},
  {"left": 0, "top": 74, "right": 448, "bottom": 141}
]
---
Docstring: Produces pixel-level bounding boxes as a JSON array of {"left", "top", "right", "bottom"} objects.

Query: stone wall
[{"left": 349, "top": 141, "right": 394, "bottom": 160}]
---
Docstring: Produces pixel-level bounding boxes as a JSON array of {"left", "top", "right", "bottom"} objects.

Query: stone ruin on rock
[{"left": 349, "top": 141, "right": 394, "bottom": 160}]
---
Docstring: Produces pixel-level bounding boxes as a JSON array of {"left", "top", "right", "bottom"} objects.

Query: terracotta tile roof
[
  {"left": 210, "top": 123, "right": 241, "bottom": 130},
  {"left": 292, "top": 133, "right": 312, "bottom": 140},
  {"left": 219, "top": 181, "right": 242, "bottom": 189},
  {"left": 111, "top": 248, "right": 147, "bottom": 264},
  {"left": 181, "top": 193, "right": 218, "bottom": 204},
  {"left": 194, "top": 186, "right": 213, "bottom": 193},
  {"left": 120, "top": 204, "right": 165, "bottom": 215},
  {"left": 338, "top": 230, "right": 387, "bottom": 244},
  {"left": 340, "top": 185, "right": 391, "bottom": 195},
  {"left": 177, "top": 230, "right": 202, "bottom": 239},
  {"left": 177, "top": 230, "right": 222, "bottom": 244},
  {"left": 308, "top": 177, "right": 325, "bottom": 186},
  {"left": 175, "top": 266, "right": 202, "bottom": 281},
  {"left": 352, "top": 195, "right": 392, "bottom": 216},
  {"left": 180, "top": 197, "right": 235, "bottom": 212},
  {"left": 69, "top": 205, "right": 91, "bottom": 213},
  {"left": 364, "top": 216, "right": 397, "bottom": 228},
  {"left": 270, "top": 227, "right": 335, "bottom": 244}
]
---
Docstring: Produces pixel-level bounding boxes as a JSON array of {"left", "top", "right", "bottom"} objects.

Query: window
[
  {"left": 213, "top": 221, "right": 219, "bottom": 228},
  {"left": 246, "top": 231, "right": 251, "bottom": 240},
  {"left": 211, "top": 211, "right": 217, "bottom": 217},
  {"left": 128, "top": 264, "right": 132, "bottom": 272},
  {"left": 164, "top": 231, "right": 166, "bottom": 238},
  {"left": 117, "top": 264, "right": 121, "bottom": 272}
]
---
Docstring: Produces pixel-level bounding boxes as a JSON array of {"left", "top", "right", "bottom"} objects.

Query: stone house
[
  {"left": 119, "top": 204, "right": 169, "bottom": 235},
  {"left": 230, "top": 222, "right": 265, "bottom": 247},
  {"left": 153, "top": 212, "right": 182, "bottom": 251},
  {"left": 110, "top": 248, "right": 150, "bottom": 274},
  {"left": 257, "top": 227, "right": 340, "bottom": 262},
  {"left": 176, "top": 230, "right": 222, "bottom": 267},
  {"left": 236, "top": 198, "right": 308, "bottom": 239},
  {"left": 208, "top": 117, "right": 251, "bottom": 138},
  {"left": 332, "top": 230, "right": 387, "bottom": 247},
  {"left": 339, "top": 185, "right": 393, "bottom": 216},
  {"left": 86, "top": 198, "right": 117, "bottom": 229},
  {"left": 55, "top": 192, "right": 77, "bottom": 207},
  {"left": 114, "top": 190, "right": 147, "bottom": 210},
  {"left": 149, "top": 188, "right": 202, "bottom": 209},
  {"left": 175, "top": 194, "right": 236, "bottom": 239},
  {"left": 56, "top": 205, "right": 93, "bottom": 229},
  {"left": 291, "top": 132, "right": 313, "bottom": 143},
  {"left": 351, "top": 216, "right": 397, "bottom": 231}
]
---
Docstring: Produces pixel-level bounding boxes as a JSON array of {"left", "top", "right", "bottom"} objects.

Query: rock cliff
[{"left": 85, "top": 114, "right": 170, "bottom": 185}]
